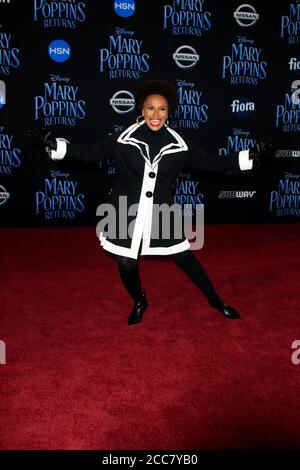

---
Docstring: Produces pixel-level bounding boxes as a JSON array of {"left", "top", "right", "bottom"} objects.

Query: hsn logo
[
  {"left": 114, "top": 1, "right": 136, "bottom": 18},
  {"left": 48, "top": 39, "right": 71, "bottom": 63}
]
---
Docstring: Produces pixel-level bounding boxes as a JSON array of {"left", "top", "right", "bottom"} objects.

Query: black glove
[
  {"left": 249, "top": 142, "right": 273, "bottom": 160},
  {"left": 24, "top": 127, "right": 57, "bottom": 151}
]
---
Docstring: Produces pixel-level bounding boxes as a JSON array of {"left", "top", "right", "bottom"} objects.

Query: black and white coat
[{"left": 50, "top": 121, "right": 253, "bottom": 259}]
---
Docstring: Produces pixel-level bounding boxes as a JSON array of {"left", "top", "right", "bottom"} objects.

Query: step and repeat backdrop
[{"left": 0, "top": 0, "right": 299, "bottom": 227}]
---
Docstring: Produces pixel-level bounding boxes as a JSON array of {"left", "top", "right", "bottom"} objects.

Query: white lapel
[{"left": 117, "top": 121, "right": 188, "bottom": 169}]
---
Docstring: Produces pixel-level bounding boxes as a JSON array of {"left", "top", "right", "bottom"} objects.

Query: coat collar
[{"left": 117, "top": 121, "right": 188, "bottom": 169}]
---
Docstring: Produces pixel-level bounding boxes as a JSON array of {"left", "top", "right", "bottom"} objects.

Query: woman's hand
[
  {"left": 249, "top": 142, "right": 273, "bottom": 160},
  {"left": 25, "top": 128, "right": 57, "bottom": 151}
]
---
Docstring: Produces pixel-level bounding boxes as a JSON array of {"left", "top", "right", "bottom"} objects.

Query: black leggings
[{"left": 115, "top": 250, "right": 219, "bottom": 302}]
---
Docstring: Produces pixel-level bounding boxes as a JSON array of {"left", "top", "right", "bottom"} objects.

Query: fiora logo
[
  {"left": 48, "top": 39, "right": 71, "bottom": 63},
  {"left": 289, "top": 57, "right": 300, "bottom": 71},
  {"left": 110, "top": 90, "right": 135, "bottom": 114},
  {"left": 114, "top": 1, "right": 136, "bottom": 18},
  {"left": 231, "top": 98, "right": 255, "bottom": 115}
]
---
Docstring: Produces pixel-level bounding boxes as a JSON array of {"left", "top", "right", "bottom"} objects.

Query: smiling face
[{"left": 142, "top": 94, "right": 169, "bottom": 131}]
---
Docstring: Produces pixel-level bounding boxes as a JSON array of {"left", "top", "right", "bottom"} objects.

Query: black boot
[
  {"left": 128, "top": 292, "right": 148, "bottom": 326},
  {"left": 209, "top": 298, "right": 241, "bottom": 319}
]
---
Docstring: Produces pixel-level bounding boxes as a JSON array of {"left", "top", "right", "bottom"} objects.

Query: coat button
[
  {"left": 146, "top": 191, "right": 153, "bottom": 198},
  {"left": 149, "top": 172, "right": 156, "bottom": 178}
]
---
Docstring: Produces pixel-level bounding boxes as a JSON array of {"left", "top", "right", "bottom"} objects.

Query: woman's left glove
[{"left": 249, "top": 142, "right": 273, "bottom": 160}]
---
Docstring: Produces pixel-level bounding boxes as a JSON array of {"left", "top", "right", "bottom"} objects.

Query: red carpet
[{"left": 1, "top": 224, "right": 300, "bottom": 450}]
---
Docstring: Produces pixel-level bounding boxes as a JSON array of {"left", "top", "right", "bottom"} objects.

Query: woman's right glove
[{"left": 25, "top": 127, "right": 57, "bottom": 151}]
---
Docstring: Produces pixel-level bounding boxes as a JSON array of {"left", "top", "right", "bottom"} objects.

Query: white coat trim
[
  {"left": 140, "top": 197, "right": 191, "bottom": 255},
  {"left": 99, "top": 233, "right": 138, "bottom": 259},
  {"left": 117, "top": 121, "right": 188, "bottom": 170},
  {"left": 239, "top": 150, "right": 253, "bottom": 170},
  {"left": 49, "top": 138, "right": 68, "bottom": 160},
  {"left": 141, "top": 238, "right": 190, "bottom": 256},
  {"left": 129, "top": 161, "right": 157, "bottom": 257},
  {"left": 98, "top": 156, "right": 158, "bottom": 259},
  {"left": 99, "top": 122, "right": 190, "bottom": 259}
]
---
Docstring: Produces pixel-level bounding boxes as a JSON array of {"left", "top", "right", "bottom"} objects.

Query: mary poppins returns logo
[
  {"left": 33, "top": 0, "right": 86, "bottom": 29},
  {"left": 35, "top": 171, "right": 85, "bottom": 220},
  {"left": 222, "top": 36, "right": 268, "bottom": 86},
  {"left": 99, "top": 28, "right": 150, "bottom": 79},
  {"left": 0, "top": 128, "right": 21, "bottom": 175},
  {"left": 0, "top": 32, "right": 20, "bottom": 75},
  {"left": 269, "top": 173, "right": 300, "bottom": 217},
  {"left": 163, "top": 0, "right": 212, "bottom": 36},
  {"left": 34, "top": 75, "right": 86, "bottom": 127},
  {"left": 280, "top": 2, "right": 300, "bottom": 44}
]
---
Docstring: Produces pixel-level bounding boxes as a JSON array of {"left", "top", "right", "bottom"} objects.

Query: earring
[
  {"left": 136, "top": 115, "right": 144, "bottom": 123},
  {"left": 165, "top": 119, "right": 169, "bottom": 126}
]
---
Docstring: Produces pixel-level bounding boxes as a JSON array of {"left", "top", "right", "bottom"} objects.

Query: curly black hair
[{"left": 135, "top": 80, "right": 178, "bottom": 114}]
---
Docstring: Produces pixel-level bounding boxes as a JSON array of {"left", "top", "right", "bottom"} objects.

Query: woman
[{"left": 41, "top": 80, "right": 262, "bottom": 326}]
